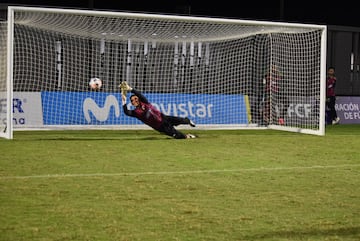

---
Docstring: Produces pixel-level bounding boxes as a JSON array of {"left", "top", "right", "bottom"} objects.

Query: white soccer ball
[{"left": 89, "top": 77, "right": 102, "bottom": 90}]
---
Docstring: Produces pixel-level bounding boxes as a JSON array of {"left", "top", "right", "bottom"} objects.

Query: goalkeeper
[{"left": 120, "top": 81, "right": 196, "bottom": 139}]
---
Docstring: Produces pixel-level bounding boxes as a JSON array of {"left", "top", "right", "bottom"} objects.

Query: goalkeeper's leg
[
  {"left": 164, "top": 115, "right": 196, "bottom": 127},
  {"left": 159, "top": 123, "right": 187, "bottom": 139}
]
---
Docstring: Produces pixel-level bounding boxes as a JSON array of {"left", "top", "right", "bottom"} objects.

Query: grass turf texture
[{"left": 0, "top": 125, "right": 359, "bottom": 241}]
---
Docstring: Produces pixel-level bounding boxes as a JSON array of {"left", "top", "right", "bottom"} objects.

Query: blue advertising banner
[{"left": 41, "top": 91, "right": 249, "bottom": 125}]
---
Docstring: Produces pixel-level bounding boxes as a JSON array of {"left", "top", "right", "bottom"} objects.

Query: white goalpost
[{"left": 1, "top": 6, "right": 327, "bottom": 139}]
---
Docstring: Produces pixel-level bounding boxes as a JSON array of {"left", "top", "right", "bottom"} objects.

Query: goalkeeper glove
[
  {"left": 119, "top": 81, "right": 132, "bottom": 91},
  {"left": 119, "top": 81, "right": 132, "bottom": 96}
]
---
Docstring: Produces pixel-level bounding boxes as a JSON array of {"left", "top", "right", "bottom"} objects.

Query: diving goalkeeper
[{"left": 120, "top": 81, "right": 196, "bottom": 139}]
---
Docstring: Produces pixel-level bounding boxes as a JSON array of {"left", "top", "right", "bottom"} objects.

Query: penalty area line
[{"left": 1, "top": 164, "right": 360, "bottom": 180}]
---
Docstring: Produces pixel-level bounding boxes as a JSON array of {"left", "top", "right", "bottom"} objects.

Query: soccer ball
[{"left": 89, "top": 77, "right": 102, "bottom": 90}]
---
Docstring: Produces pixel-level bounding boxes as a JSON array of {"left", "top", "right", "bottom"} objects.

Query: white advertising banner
[{"left": 13, "top": 92, "right": 43, "bottom": 128}]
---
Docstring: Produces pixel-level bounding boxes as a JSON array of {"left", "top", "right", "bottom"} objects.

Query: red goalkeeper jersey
[
  {"left": 122, "top": 90, "right": 163, "bottom": 130},
  {"left": 326, "top": 76, "right": 336, "bottom": 97}
]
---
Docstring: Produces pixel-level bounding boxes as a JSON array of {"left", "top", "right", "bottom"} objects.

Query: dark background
[
  {"left": 1, "top": 0, "right": 359, "bottom": 27},
  {"left": 2, "top": 0, "right": 360, "bottom": 96}
]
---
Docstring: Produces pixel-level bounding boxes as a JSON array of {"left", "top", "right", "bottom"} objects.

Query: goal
[{"left": 2, "top": 6, "right": 327, "bottom": 139}]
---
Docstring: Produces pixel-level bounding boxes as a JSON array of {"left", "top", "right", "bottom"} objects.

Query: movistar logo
[{"left": 83, "top": 95, "right": 120, "bottom": 123}]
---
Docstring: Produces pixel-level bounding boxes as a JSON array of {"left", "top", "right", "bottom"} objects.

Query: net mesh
[{"left": 0, "top": 21, "right": 8, "bottom": 137}]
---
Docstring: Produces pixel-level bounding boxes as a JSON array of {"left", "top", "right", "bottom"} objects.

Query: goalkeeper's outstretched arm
[{"left": 119, "top": 81, "right": 149, "bottom": 104}]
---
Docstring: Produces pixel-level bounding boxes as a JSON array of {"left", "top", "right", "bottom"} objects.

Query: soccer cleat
[
  {"left": 186, "top": 133, "right": 196, "bottom": 139},
  {"left": 332, "top": 117, "right": 340, "bottom": 125},
  {"left": 185, "top": 117, "right": 196, "bottom": 127}
]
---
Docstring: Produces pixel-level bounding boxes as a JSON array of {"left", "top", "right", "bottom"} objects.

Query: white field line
[{"left": 1, "top": 164, "right": 360, "bottom": 180}]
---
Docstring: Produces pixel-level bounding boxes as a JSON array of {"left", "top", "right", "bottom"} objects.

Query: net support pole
[
  {"left": 100, "top": 37, "right": 105, "bottom": 79},
  {"left": 174, "top": 41, "right": 179, "bottom": 90},
  {"left": 126, "top": 39, "right": 132, "bottom": 82},
  {"left": 143, "top": 40, "right": 148, "bottom": 87},
  {"left": 197, "top": 42, "right": 202, "bottom": 66},
  {"left": 56, "top": 40, "right": 62, "bottom": 89}
]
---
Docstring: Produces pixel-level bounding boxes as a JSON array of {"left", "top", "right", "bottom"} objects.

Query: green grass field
[{"left": 1, "top": 125, "right": 360, "bottom": 241}]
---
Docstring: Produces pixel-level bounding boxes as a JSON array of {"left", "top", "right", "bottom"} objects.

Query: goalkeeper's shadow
[
  {"left": 14, "top": 135, "right": 167, "bottom": 141},
  {"left": 52, "top": 136, "right": 165, "bottom": 141}
]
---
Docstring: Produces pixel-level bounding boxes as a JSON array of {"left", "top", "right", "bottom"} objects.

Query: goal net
[{"left": 3, "top": 6, "right": 327, "bottom": 139}]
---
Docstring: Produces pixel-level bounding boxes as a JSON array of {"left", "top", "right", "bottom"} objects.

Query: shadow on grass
[
  {"left": 12, "top": 130, "right": 202, "bottom": 141},
  {"left": 244, "top": 226, "right": 360, "bottom": 240},
  {"left": 11, "top": 129, "right": 170, "bottom": 141},
  {"left": 15, "top": 136, "right": 168, "bottom": 141}
]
